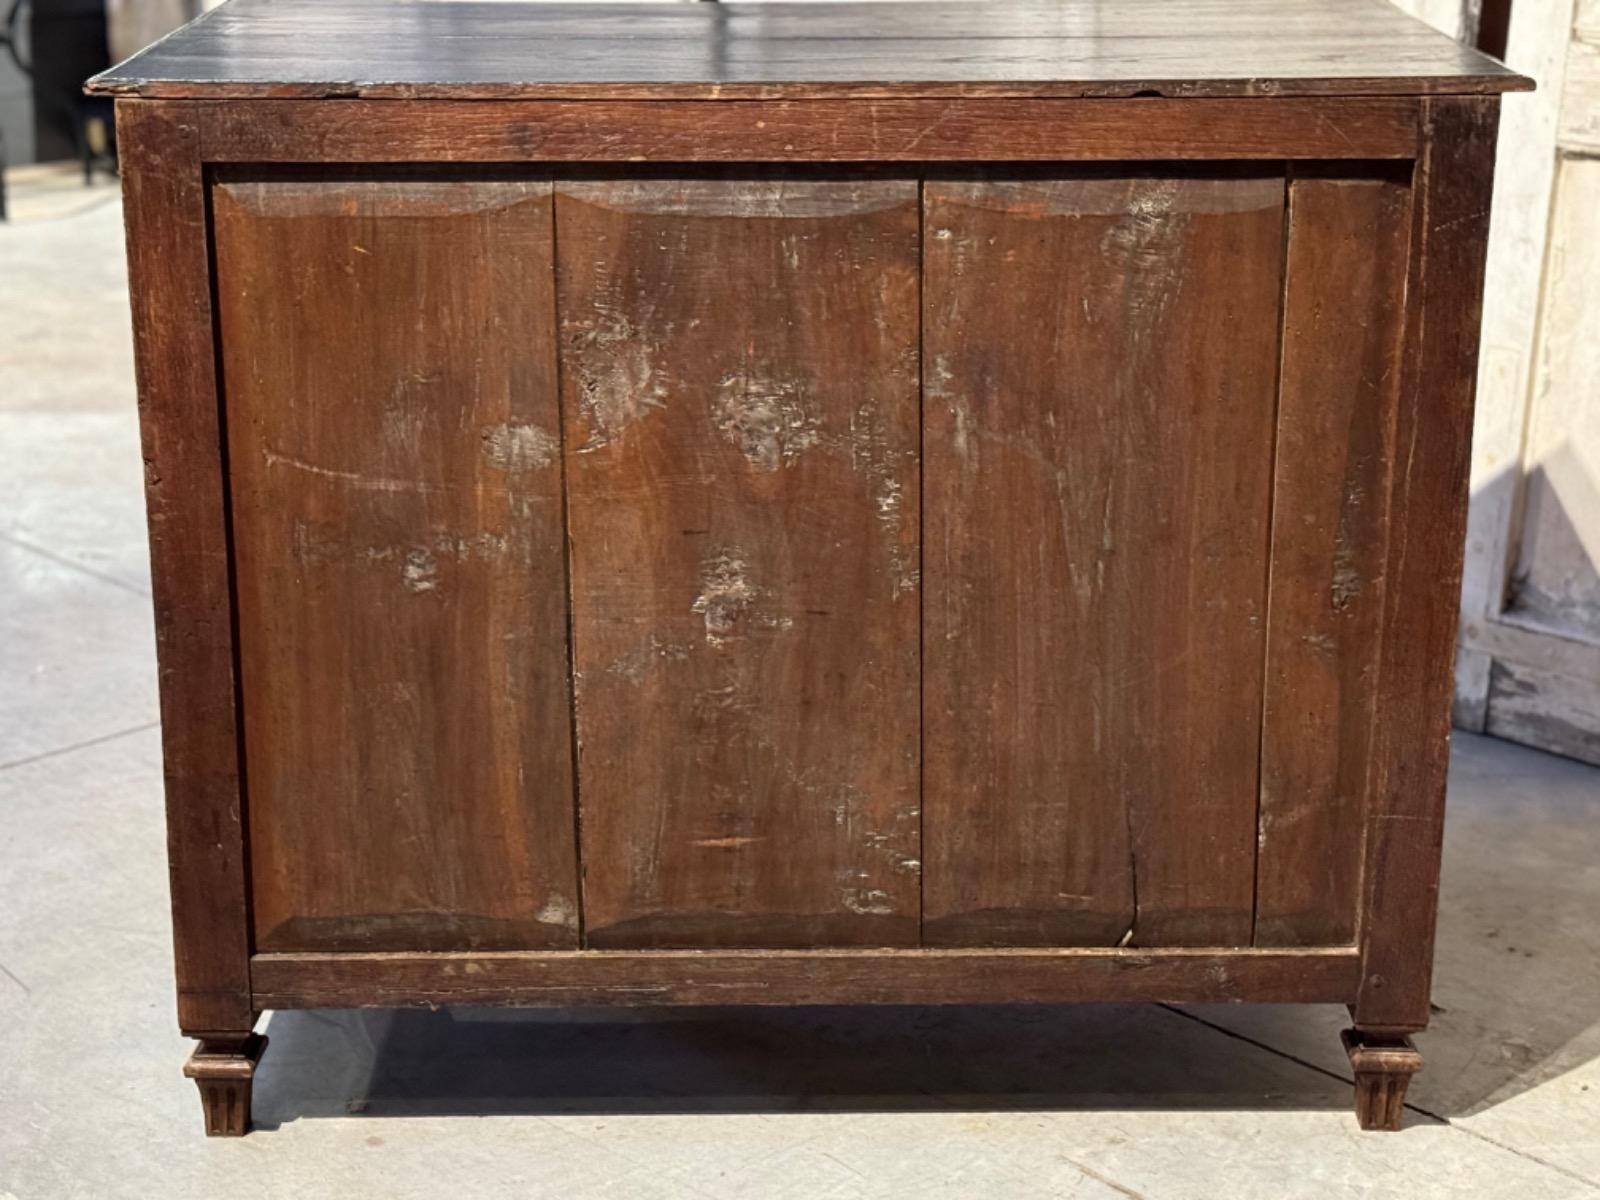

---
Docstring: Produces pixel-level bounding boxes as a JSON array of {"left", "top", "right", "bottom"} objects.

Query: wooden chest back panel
[
  {"left": 556, "top": 175, "right": 923, "bottom": 948},
  {"left": 204, "top": 161, "right": 1418, "bottom": 956},
  {"left": 921, "top": 171, "right": 1285, "bottom": 948},
  {"left": 213, "top": 173, "right": 582, "bottom": 952},
  {"left": 99, "top": 0, "right": 1516, "bottom": 1033}
]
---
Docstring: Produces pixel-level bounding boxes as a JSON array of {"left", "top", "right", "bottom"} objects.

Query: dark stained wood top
[{"left": 88, "top": 0, "right": 1532, "bottom": 101}]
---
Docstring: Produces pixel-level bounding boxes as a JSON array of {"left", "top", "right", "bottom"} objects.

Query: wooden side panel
[
  {"left": 1254, "top": 171, "right": 1413, "bottom": 947},
  {"left": 212, "top": 172, "right": 580, "bottom": 953},
  {"left": 1356, "top": 98, "right": 1501, "bottom": 1031},
  {"left": 116, "top": 101, "right": 253, "bottom": 1034},
  {"left": 558, "top": 174, "right": 922, "bottom": 949},
  {"left": 922, "top": 171, "right": 1284, "bottom": 948}
]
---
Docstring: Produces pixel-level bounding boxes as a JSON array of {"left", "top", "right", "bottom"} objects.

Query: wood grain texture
[
  {"left": 558, "top": 173, "right": 922, "bottom": 949},
  {"left": 249, "top": 947, "right": 1362, "bottom": 1008},
  {"left": 115, "top": 100, "right": 253, "bottom": 1034},
  {"left": 1355, "top": 97, "right": 1501, "bottom": 1031},
  {"left": 187, "top": 97, "right": 1422, "bottom": 164},
  {"left": 1254, "top": 169, "right": 1413, "bottom": 948},
  {"left": 212, "top": 170, "right": 581, "bottom": 953},
  {"left": 86, "top": 0, "right": 1531, "bottom": 99},
  {"left": 922, "top": 170, "right": 1284, "bottom": 949}
]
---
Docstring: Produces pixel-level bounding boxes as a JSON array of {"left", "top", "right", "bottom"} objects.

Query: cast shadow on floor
[{"left": 250, "top": 1000, "right": 1367, "bottom": 1129}]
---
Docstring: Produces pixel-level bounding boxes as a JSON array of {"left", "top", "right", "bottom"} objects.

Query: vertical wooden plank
[
  {"left": 1356, "top": 97, "right": 1502, "bottom": 1031},
  {"left": 923, "top": 170, "right": 1284, "bottom": 948},
  {"left": 115, "top": 100, "right": 253, "bottom": 1033},
  {"left": 1255, "top": 169, "right": 1412, "bottom": 947},
  {"left": 213, "top": 171, "right": 580, "bottom": 952},
  {"left": 558, "top": 174, "right": 921, "bottom": 949}
]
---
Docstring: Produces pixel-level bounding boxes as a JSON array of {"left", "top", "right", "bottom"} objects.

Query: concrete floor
[{"left": 3, "top": 162, "right": 1599, "bottom": 1199}]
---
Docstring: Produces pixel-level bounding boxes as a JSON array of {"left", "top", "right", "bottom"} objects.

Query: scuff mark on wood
[
  {"left": 846, "top": 399, "right": 919, "bottom": 596},
  {"left": 863, "top": 830, "right": 922, "bottom": 875},
  {"left": 535, "top": 895, "right": 578, "bottom": 929},
  {"left": 693, "top": 549, "right": 758, "bottom": 645},
  {"left": 1100, "top": 179, "right": 1189, "bottom": 337},
  {"left": 264, "top": 448, "right": 459, "bottom": 495},
  {"left": 934, "top": 362, "right": 977, "bottom": 474},
  {"left": 382, "top": 371, "right": 440, "bottom": 448},
  {"left": 711, "top": 369, "right": 820, "bottom": 471},
  {"left": 568, "top": 311, "right": 667, "bottom": 451},
  {"left": 1331, "top": 535, "right": 1363, "bottom": 610},
  {"left": 607, "top": 634, "right": 693, "bottom": 682},
  {"left": 293, "top": 519, "right": 528, "bottom": 573},
  {"left": 402, "top": 548, "right": 438, "bottom": 594},
  {"left": 481, "top": 421, "right": 560, "bottom": 473},
  {"left": 690, "top": 549, "right": 793, "bottom": 645},
  {"left": 842, "top": 887, "right": 897, "bottom": 915}
]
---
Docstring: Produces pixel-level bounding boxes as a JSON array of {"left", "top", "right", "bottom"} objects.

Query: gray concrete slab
[{"left": 3, "top": 161, "right": 1598, "bottom": 1200}]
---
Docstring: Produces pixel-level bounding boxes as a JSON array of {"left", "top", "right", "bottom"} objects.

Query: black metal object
[
  {"left": 0, "top": 0, "right": 116, "bottom": 216},
  {"left": 0, "top": 0, "right": 21, "bottom": 219},
  {"left": 29, "top": 0, "right": 111, "bottom": 163},
  {"left": 1, "top": 0, "right": 26, "bottom": 73}
]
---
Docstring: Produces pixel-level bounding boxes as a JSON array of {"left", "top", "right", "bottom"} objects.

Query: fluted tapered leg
[
  {"left": 184, "top": 1033, "right": 267, "bottom": 1136},
  {"left": 1343, "top": 1029, "right": 1420, "bottom": 1131}
]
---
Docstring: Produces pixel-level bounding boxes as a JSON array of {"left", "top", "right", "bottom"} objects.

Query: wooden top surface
[{"left": 89, "top": 0, "right": 1531, "bottom": 101}]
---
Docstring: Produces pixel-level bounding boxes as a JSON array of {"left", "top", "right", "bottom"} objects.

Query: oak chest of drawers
[{"left": 90, "top": 0, "right": 1530, "bottom": 1136}]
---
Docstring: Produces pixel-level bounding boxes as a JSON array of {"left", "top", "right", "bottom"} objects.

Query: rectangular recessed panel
[
  {"left": 214, "top": 172, "right": 580, "bottom": 952},
  {"left": 1255, "top": 170, "right": 1412, "bottom": 946},
  {"left": 558, "top": 173, "right": 922, "bottom": 949},
  {"left": 922, "top": 170, "right": 1285, "bottom": 948}
]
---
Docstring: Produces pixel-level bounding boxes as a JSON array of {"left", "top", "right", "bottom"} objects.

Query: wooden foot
[
  {"left": 184, "top": 1032, "right": 267, "bottom": 1136},
  {"left": 1342, "top": 1029, "right": 1420, "bottom": 1131}
]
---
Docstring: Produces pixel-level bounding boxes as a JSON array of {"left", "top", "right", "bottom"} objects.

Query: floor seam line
[
  {"left": 1157, "top": 1004, "right": 1367, "bottom": 1091},
  {"left": 1409, "top": 1112, "right": 1600, "bottom": 1193},
  {"left": 1163, "top": 1004, "right": 1600, "bottom": 1191},
  {"left": 0, "top": 530, "right": 153, "bottom": 598},
  {"left": 0, "top": 721, "right": 161, "bottom": 773},
  {"left": 1056, "top": 1153, "right": 1151, "bottom": 1200}
]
